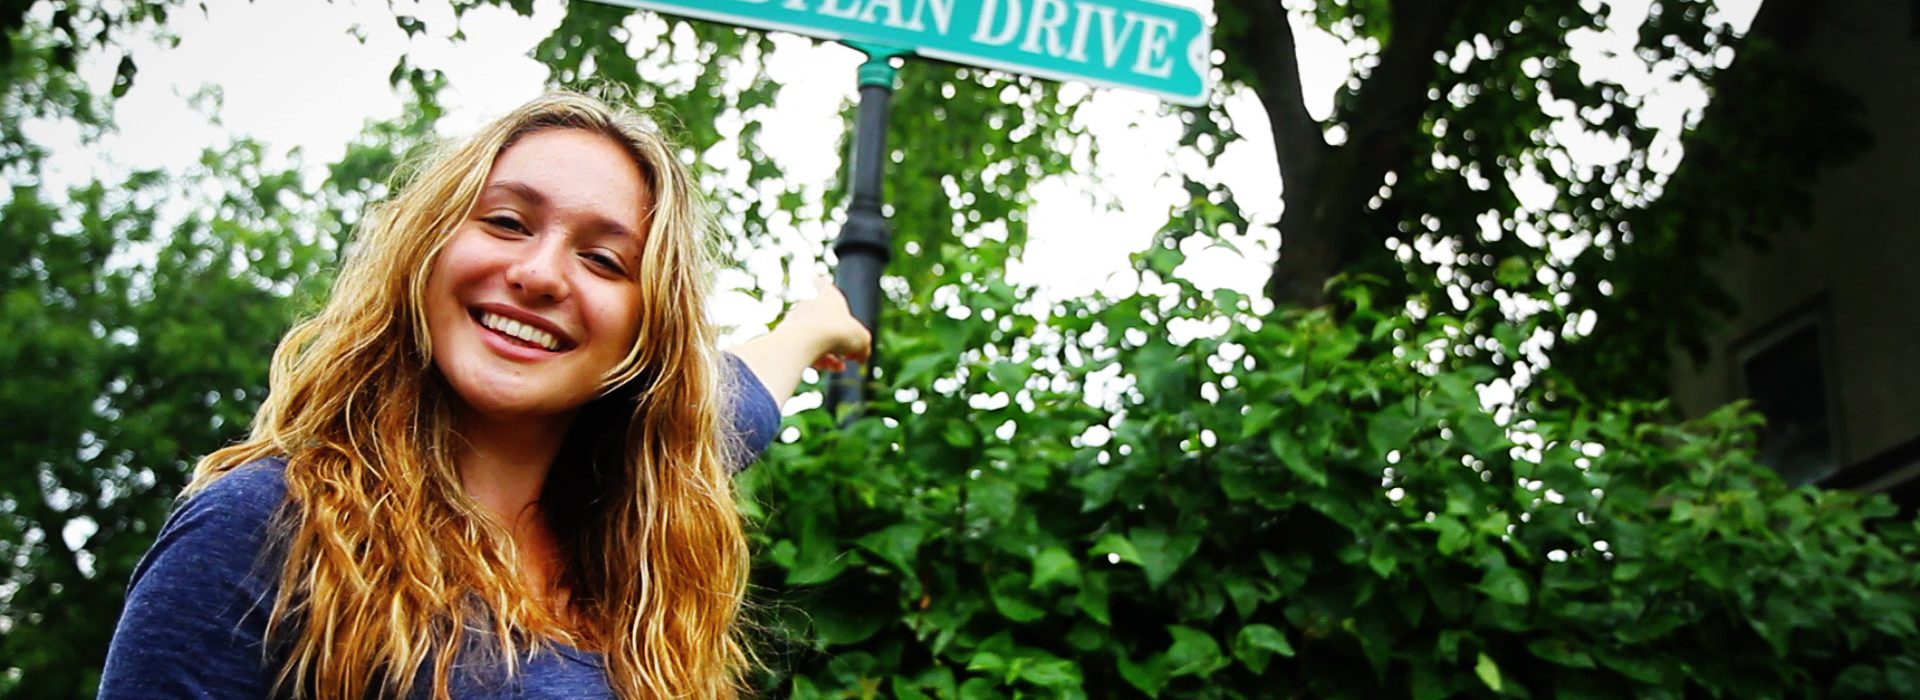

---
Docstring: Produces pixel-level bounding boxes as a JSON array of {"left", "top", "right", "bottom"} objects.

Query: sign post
[
  {"left": 826, "top": 43, "right": 908, "bottom": 417},
  {"left": 588, "top": 0, "right": 1212, "bottom": 414}
]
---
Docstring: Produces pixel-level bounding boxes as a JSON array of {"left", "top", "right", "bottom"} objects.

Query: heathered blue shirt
[{"left": 97, "top": 354, "right": 781, "bottom": 699}]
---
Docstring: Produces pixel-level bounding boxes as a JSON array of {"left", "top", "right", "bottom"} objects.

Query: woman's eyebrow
[
  {"left": 591, "top": 220, "right": 639, "bottom": 245},
  {"left": 484, "top": 180, "right": 546, "bottom": 204}
]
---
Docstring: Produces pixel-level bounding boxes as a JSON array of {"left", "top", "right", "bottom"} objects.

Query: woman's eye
[
  {"left": 584, "top": 252, "right": 626, "bottom": 274},
  {"left": 482, "top": 215, "right": 526, "bottom": 233}
]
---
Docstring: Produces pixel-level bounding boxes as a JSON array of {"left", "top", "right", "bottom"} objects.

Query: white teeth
[{"left": 479, "top": 312, "right": 560, "bottom": 351}]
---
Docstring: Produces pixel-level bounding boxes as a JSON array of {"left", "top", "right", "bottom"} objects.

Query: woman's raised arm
[{"left": 728, "top": 277, "right": 873, "bottom": 409}]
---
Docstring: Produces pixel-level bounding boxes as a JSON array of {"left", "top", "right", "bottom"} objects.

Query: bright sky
[{"left": 34, "top": 0, "right": 1756, "bottom": 343}]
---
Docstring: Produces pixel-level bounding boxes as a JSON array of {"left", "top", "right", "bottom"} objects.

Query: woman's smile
[{"left": 471, "top": 304, "right": 575, "bottom": 355}]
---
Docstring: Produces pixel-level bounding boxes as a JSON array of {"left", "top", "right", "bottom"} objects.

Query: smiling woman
[{"left": 95, "top": 92, "right": 870, "bottom": 700}]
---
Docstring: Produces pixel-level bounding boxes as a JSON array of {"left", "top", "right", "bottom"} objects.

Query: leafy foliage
[
  {"left": 0, "top": 145, "right": 322, "bottom": 698},
  {"left": 746, "top": 260, "right": 1920, "bottom": 697},
  {"left": 0, "top": 60, "right": 437, "bottom": 695}
]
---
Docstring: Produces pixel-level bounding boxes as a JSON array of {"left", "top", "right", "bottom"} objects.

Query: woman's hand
[
  {"left": 729, "top": 276, "right": 873, "bottom": 408},
  {"left": 781, "top": 276, "right": 872, "bottom": 373}
]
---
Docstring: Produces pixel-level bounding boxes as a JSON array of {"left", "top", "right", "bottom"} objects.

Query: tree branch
[{"left": 1222, "top": 0, "right": 1329, "bottom": 210}]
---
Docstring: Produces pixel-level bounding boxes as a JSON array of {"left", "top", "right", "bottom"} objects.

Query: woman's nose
[{"left": 505, "top": 235, "right": 570, "bottom": 302}]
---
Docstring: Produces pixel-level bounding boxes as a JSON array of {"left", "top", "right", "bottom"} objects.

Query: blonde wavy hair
[{"left": 186, "top": 92, "right": 750, "bottom": 699}]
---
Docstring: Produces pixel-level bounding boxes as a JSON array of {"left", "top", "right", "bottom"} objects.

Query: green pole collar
[{"left": 845, "top": 41, "right": 911, "bottom": 89}]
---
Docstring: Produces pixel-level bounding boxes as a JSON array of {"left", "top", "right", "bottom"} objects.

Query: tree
[
  {"left": 0, "top": 21, "right": 438, "bottom": 692},
  {"left": 1212, "top": 0, "right": 1866, "bottom": 401}
]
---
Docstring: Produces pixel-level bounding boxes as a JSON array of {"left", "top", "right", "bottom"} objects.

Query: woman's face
[{"left": 424, "top": 128, "right": 650, "bottom": 421}]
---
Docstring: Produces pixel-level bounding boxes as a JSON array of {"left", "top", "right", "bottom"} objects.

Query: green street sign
[{"left": 591, "top": 0, "right": 1213, "bottom": 105}]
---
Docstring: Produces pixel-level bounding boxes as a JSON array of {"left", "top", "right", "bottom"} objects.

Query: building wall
[{"left": 1668, "top": 0, "right": 1920, "bottom": 482}]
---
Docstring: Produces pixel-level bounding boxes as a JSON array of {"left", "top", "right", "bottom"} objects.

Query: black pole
[{"left": 827, "top": 45, "right": 905, "bottom": 419}]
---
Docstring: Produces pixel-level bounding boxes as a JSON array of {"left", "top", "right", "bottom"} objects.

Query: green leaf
[
  {"left": 1213, "top": 287, "right": 1246, "bottom": 312},
  {"left": 987, "top": 359, "right": 1031, "bottom": 390},
  {"left": 1242, "top": 403, "right": 1281, "bottom": 439},
  {"left": 1076, "top": 467, "right": 1126, "bottom": 511},
  {"left": 1078, "top": 571, "right": 1112, "bottom": 625},
  {"left": 1527, "top": 638, "right": 1595, "bottom": 669},
  {"left": 1366, "top": 400, "right": 1418, "bottom": 458},
  {"left": 895, "top": 351, "right": 948, "bottom": 386},
  {"left": 810, "top": 595, "right": 889, "bottom": 645},
  {"left": 1270, "top": 432, "right": 1325, "bottom": 486},
  {"left": 1031, "top": 546, "right": 1082, "bottom": 590},
  {"left": 1232, "top": 623, "right": 1296, "bottom": 673},
  {"left": 857, "top": 522, "right": 929, "bottom": 575},
  {"left": 110, "top": 54, "right": 137, "bottom": 98},
  {"left": 990, "top": 573, "right": 1047, "bottom": 623},
  {"left": 1495, "top": 257, "right": 1532, "bottom": 286},
  {"left": 1091, "top": 533, "right": 1142, "bottom": 566},
  {"left": 1132, "top": 527, "right": 1203, "bottom": 588},
  {"left": 957, "top": 677, "right": 999, "bottom": 699},
  {"left": 1476, "top": 653, "right": 1504, "bottom": 692},
  {"left": 786, "top": 519, "right": 851, "bottom": 586},
  {"left": 943, "top": 419, "right": 977, "bottom": 447},
  {"left": 1117, "top": 651, "right": 1171, "bottom": 697},
  {"left": 892, "top": 680, "right": 934, "bottom": 700},
  {"left": 1018, "top": 657, "right": 1084, "bottom": 689},
  {"left": 970, "top": 477, "right": 1019, "bottom": 523},
  {"left": 1224, "top": 577, "right": 1268, "bottom": 619},
  {"left": 1145, "top": 242, "right": 1185, "bottom": 275},
  {"left": 894, "top": 666, "right": 958, "bottom": 700},
  {"left": 1886, "top": 656, "right": 1920, "bottom": 696},
  {"left": 1433, "top": 516, "right": 1472, "bottom": 556},
  {"left": 1596, "top": 646, "right": 1668, "bottom": 684},
  {"left": 1166, "top": 625, "right": 1228, "bottom": 677},
  {"left": 1479, "top": 567, "right": 1532, "bottom": 606},
  {"left": 1368, "top": 538, "right": 1399, "bottom": 577},
  {"left": 1436, "top": 629, "right": 1469, "bottom": 660},
  {"left": 1411, "top": 665, "right": 1459, "bottom": 700},
  {"left": 1457, "top": 412, "right": 1503, "bottom": 450},
  {"left": 966, "top": 651, "right": 1007, "bottom": 676}
]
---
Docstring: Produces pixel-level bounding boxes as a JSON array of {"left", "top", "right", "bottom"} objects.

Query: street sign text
[{"left": 596, "top": 0, "right": 1212, "bottom": 105}]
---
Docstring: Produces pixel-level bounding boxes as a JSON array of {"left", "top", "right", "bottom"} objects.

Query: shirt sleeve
[
  {"left": 99, "top": 460, "right": 290, "bottom": 699},
  {"left": 723, "top": 351, "right": 781, "bottom": 471}
]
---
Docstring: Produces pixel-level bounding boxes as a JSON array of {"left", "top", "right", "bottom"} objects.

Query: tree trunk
[{"left": 1226, "top": 0, "right": 1466, "bottom": 309}]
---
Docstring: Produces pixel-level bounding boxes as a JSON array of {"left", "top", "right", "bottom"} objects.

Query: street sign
[{"left": 592, "top": 0, "right": 1212, "bottom": 105}]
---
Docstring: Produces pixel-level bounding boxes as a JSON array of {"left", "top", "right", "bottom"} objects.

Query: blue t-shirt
[{"left": 97, "top": 355, "right": 781, "bottom": 699}]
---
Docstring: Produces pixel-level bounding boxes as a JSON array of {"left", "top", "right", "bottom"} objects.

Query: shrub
[{"left": 743, "top": 271, "right": 1920, "bottom": 698}]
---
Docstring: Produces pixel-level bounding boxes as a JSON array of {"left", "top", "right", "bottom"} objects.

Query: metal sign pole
[{"left": 827, "top": 43, "right": 908, "bottom": 419}]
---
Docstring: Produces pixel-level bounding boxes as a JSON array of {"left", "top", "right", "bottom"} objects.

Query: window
[{"left": 1738, "top": 319, "right": 1835, "bottom": 485}]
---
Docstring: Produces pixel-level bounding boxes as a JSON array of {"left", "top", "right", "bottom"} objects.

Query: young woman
[{"left": 98, "top": 92, "right": 871, "bottom": 699}]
